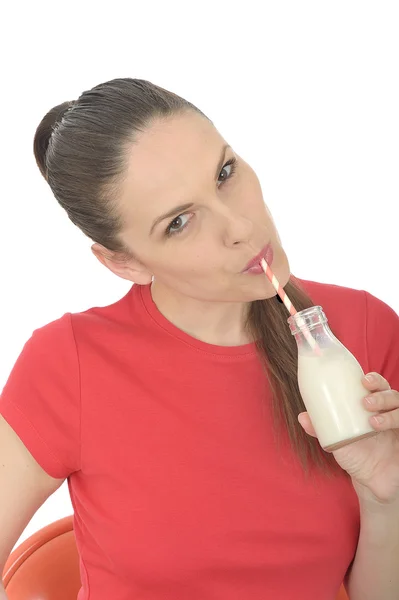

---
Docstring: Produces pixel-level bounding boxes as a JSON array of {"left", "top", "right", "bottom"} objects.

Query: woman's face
[{"left": 99, "top": 111, "right": 291, "bottom": 303}]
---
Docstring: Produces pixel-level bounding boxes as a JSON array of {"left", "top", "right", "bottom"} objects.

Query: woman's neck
[{"left": 150, "top": 281, "right": 252, "bottom": 347}]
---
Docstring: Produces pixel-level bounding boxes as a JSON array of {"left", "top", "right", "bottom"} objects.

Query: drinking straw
[{"left": 260, "top": 258, "right": 321, "bottom": 354}]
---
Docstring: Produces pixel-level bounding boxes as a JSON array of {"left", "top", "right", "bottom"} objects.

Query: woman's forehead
[
  {"left": 120, "top": 114, "right": 225, "bottom": 212},
  {"left": 130, "top": 113, "right": 220, "bottom": 172}
]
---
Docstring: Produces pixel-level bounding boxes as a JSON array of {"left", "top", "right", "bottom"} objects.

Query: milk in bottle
[{"left": 287, "top": 306, "right": 379, "bottom": 451}]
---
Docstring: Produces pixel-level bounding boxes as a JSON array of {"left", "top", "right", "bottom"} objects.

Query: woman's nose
[{"left": 221, "top": 209, "right": 254, "bottom": 247}]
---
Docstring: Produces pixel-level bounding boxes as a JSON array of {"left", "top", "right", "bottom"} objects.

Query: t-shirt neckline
[{"left": 138, "top": 283, "right": 258, "bottom": 357}]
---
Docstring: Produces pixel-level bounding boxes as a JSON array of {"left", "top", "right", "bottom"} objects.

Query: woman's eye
[
  {"left": 163, "top": 158, "right": 237, "bottom": 238},
  {"left": 217, "top": 158, "right": 237, "bottom": 186},
  {"left": 165, "top": 213, "right": 191, "bottom": 237}
]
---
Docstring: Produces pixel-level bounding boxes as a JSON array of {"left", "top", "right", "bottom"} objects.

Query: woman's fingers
[
  {"left": 363, "top": 389, "right": 399, "bottom": 412},
  {"left": 362, "top": 372, "right": 391, "bottom": 392},
  {"left": 298, "top": 412, "right": 317, "bottom": 438}
]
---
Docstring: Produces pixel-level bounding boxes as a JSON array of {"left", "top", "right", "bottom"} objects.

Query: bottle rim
[{"left": 287, "top": 305, "right": 327, "bottom": 335}]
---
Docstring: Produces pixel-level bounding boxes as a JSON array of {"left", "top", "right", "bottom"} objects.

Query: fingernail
[
  {"left": 364, "top": 395, "right": 374, "bottom": 405},
  {"left": 373, "top": 415, "right": 384, "bottom": 424},
  {"left": 365, "top": 374, "right": 375, "bottom": 383}
]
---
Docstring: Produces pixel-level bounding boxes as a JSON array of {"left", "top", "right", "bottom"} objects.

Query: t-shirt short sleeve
[
  {"left": 0, "top": 313, "right": 80, "bottom": 479},
  {"left": 364, "top": 291, "right": 399, "bottom": 392}
]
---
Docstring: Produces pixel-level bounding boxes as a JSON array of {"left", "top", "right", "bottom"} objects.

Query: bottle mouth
[{"left": 287, "top": 305, "right": 327, "bottom": 335}]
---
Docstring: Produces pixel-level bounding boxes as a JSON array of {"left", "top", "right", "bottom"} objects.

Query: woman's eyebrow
[
  {"left": 150, "top": 203, "right": 194, "bottom": 235},
  {"left": 149, "top": 144, "right": 231, "bottom": 235}
]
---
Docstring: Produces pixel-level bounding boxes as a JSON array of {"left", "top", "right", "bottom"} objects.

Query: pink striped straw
[{"left": 260, "top": 259, "right": 321, "bottom": 354}]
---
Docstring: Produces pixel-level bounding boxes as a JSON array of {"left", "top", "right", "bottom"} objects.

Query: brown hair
[{"left": 34, "top": 77, "right": 339, "bottom": 476}]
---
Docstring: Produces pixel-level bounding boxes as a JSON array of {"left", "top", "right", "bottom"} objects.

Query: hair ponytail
[
  {"left": 246, "top": 277, "right": 340, "bottom": 475},
  {"left": 33, "top": 101, "right": 76, "bottom": 180}
]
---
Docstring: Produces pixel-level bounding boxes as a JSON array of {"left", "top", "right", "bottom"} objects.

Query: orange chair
[
  {"left": 337, "top": 583, "right": 349, "bottom": 600},
  {"left": 2, "top": 515, "right": 349, "bottom": 599},
  {"left": 2, "top": 515, "right": 81, "bottom": 599}
]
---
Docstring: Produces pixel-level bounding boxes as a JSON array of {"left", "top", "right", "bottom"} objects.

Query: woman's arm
[
  {"left": 346, "top": 488, "right": 399, "bottom": 600},
  {"left": 299, "top": 369, "right": 399, "bottom": 599}
]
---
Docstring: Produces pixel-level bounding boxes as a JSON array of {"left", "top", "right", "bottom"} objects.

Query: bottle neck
[
  {"left": 287, "top": 305, "right": 327, "bottom": 334},
  {"left": 288, "top": 306, "right": 337, "bottom": 354}
]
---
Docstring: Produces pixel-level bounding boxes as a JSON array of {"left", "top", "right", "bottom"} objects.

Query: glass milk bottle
[{"left": 287, "top": 306, "right": 379, "bottom": 451}]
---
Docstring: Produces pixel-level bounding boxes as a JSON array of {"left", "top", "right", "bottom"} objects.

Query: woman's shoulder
[
  {"left": 296, "top": 276, "right": 366, "bottom": 307},
  {"left": 15, "top": 284, "right": 139, "bottom": 356},
  {"left": 296, "top": 276, "right": 397, "bottom": 322}
]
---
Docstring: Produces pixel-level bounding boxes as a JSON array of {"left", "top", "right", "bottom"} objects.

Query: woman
[{"left": 0, "top": 78, "right": 398, "bottom": 600}]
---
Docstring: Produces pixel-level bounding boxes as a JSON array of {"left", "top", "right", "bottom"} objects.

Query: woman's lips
[{"left": 242, "top": 243, "right": 274, "bottom": 274}]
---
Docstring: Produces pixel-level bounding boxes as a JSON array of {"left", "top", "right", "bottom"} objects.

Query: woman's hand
[{"left": 298, "top": 372, "right": 399, "bottom": 504}]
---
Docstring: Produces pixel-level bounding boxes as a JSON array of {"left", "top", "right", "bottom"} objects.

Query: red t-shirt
[{"left": 1, "top": 278, "right": 398, "bottom": 600}]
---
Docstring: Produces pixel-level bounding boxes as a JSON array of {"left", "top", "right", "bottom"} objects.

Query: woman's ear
[{"left": 91, "top": 244, "right": 153, "bottom": 285}]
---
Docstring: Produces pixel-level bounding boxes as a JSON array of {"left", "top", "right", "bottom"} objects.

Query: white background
[{"left": 0, "top": 0, "right": 398, "bottom": 553}]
